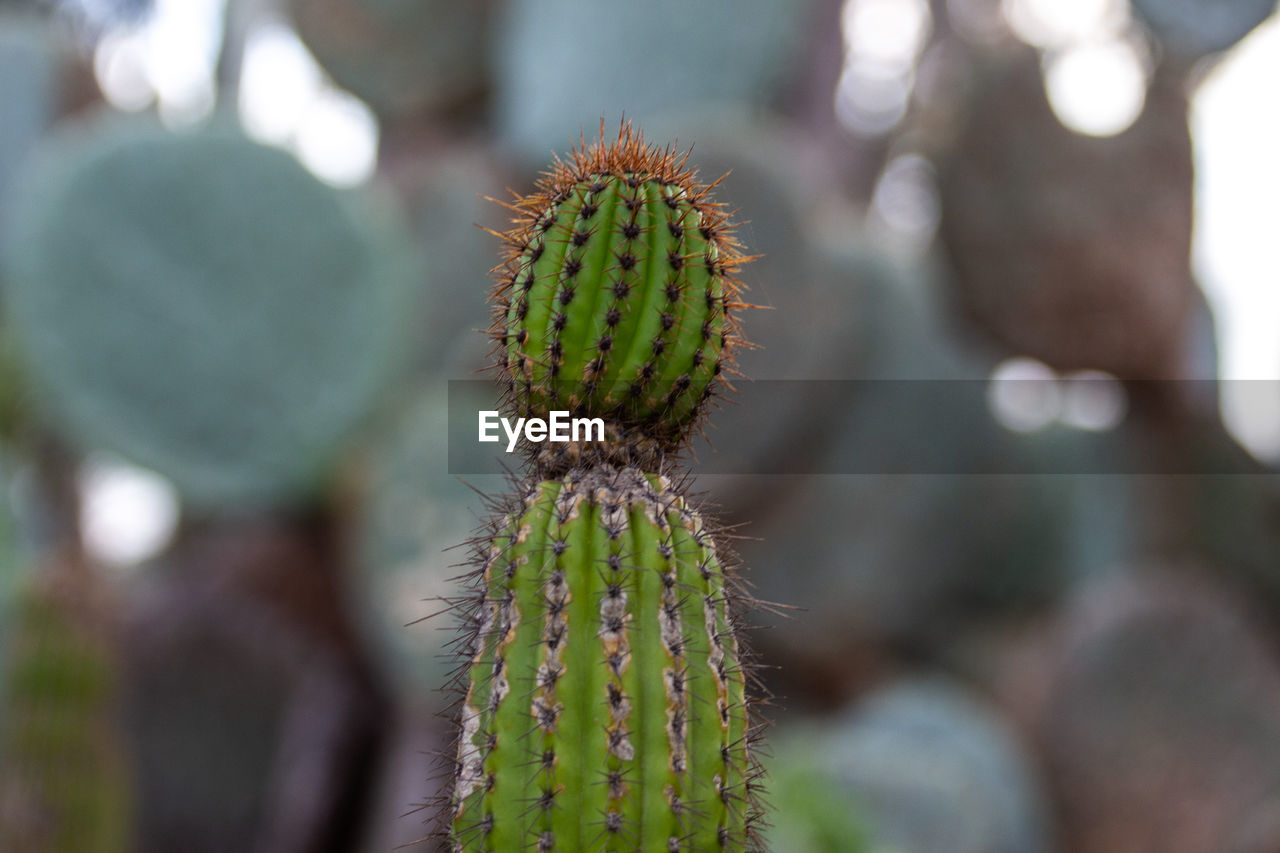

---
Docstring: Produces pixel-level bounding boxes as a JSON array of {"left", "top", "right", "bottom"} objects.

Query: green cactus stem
[
  {"left": 0, "top": 562, "right": 132, "bottom": 853},
  {"left": 449, "top": 465, "right": 759, "bottom": 852},
  {"left": 491, "top": 123, "right": 752, "bottom": 463}
]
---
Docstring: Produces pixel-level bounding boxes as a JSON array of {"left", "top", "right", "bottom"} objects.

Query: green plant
[
  {"left": 1, "top": 116, "right": 415, "bottom": 509},
  {"left": 451, "top": 467, "right": 753, "bottom": 851},
  {"left": 447, "top": 124, "right": 761, "bottom": 852},
  {"left": 492, "top": 123, "right": 749, "bottom": 465},
  {"left": 492, "top": 0, "right": 807, "bottom": 162},
  {"left": 285, "top": 0, "right": 492, "bottom": 121},
  {"left": 0, "top": 565, "right": 131, "bottom": 853}
]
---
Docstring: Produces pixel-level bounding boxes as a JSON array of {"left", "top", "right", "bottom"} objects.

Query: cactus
[
  {"left": 936, "top": 52, "right": 1194, "bottom": 379},
  {"left": 0, "top": 11, "right": 58, "bottom": 222},
  {"left": 493, "top": 123, "right": 749, "bottom": 462},
  {"left": 285, "top": 0, "right": 492, "bottom": 121},
  {"left": 0, "top": 564, "right": 132, "bottom": 853},
  {"left": 761, "top": 730, "right": 871, "bottom": 853},
  {"left": 493, "top": 0, "right": 809, "bottom": 162},
  {"left": 1, "top": 115, "right": 415, "bottom": 508},
  {"left": 450, "top": 466, "right": 757, "bottom": 851},
  {"left": 1129, "top": 0, "right": 1276, "bottom": 59},
  {"left": 446, "top": 124, "right": 762, "bottom": 851}
]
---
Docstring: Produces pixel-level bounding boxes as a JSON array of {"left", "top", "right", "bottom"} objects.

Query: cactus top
[{"left": 492, "top": 123, "right": 751, "bottom": 466}]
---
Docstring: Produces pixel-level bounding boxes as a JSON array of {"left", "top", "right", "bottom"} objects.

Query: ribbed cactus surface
[
  {"left": 494, "top": 124, "right": 748, "bottom": 451},
  {"left": 451, "top": 465, "right": 755, "bottom": 852}
]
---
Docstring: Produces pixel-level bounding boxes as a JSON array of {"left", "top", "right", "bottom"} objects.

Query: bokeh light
[
  {"left": 1192, "top": 13, "right": 1280, "bottom": 460},
  {"left": 79, "top": 454, "right": 178, "bottom": 568},
  {"left": 1044, "top": 36, "right": 1148, "bottom": 136},
  {"left": 834, "top": 0, "right": 932, "bottom": 135},
  {"left": 1002, "top": 0, "right": 1128, "bottom": 48}
]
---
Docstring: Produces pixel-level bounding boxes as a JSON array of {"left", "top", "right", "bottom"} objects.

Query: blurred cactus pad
[
  {"left": 1130, "top": 0, "right": 1277, "bottom": 58},
  {"left": 0, "top": 11, "right": 59, "bottom": 219},
  {"left": 285, "top": 0, "right": 493, "bottom": 120},
  {"left": 1, "top": 116, "right": 416, "bottom": 508},
  {"left": 768, "top": 679, "right": 1054, "bottom": 853},
  {"left": 0, "top": 567, "right": 131, "bottom": 853},
  {"left": 450, "top": 465, "right": 759, "bottom": 852},
  {"left": 494, "top": 0, "right": 809, "bottom": 161},
  {"left": 494, "top": 124, "right": 749, "bottom": 461}
]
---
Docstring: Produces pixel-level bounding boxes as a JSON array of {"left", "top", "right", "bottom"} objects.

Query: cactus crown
[{"left": 491, "top": 122, "right": 752, "bottom": 468}]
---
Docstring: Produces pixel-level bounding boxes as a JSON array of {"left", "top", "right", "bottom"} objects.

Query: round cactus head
[{"left": 492, "top": 123, "right": 751, "bottom": 464}]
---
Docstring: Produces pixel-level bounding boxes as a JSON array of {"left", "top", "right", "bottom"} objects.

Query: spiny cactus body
[
  {"left": 451, "top": 466, "right": 757, "bottom": 852},
  {"left": 493, "top": 124, "right": 749, "bottom": 455},
  {"left": 448, "top": 125, "right": 762, "bottom": 850}
]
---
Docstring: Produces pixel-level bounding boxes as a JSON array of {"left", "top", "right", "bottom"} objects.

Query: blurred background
[{"left": 0, "top": 0, "right": 1279, "bottom": 850}]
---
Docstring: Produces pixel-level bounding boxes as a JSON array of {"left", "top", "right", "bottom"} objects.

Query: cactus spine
[{"left": 447, "top": 123, "right": 761, "bottom": 851}]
